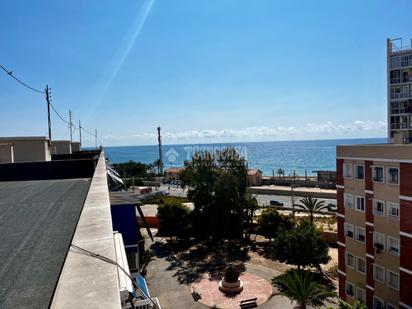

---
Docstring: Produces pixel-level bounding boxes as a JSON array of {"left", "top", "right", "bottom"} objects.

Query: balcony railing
[{"left": 391, "top": 91, "right": 412, "bottom": 99}]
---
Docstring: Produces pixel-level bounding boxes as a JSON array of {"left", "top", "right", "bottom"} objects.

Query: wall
[
  {"left": 0, "top": 159, "right": 96, "bottom": 181},
  {"left": 51, "top": 141, "right": 72, "bottom": 155}
]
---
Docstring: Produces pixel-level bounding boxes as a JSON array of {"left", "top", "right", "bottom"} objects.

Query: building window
[
  {"left": 344, "top": 193, "right": 353, "bottom": 209},
  {"left": 355, "top": 196, "right": 365, "bottom": 212},
  {"left": 355, "top": 165, "right": 364, "bottom": 180},
  {"left": 356, "top": 286, "right": 366, "bottom": 303},
  {"left": 344, "top": 163, "right": 353, "bottom": 178},
  {"left": 387, "top": 167, "right": 399, "bottom": 184},
  {"left": 387, "top": 202, "right": 400, "bottom": 220},
  {"left": 387, "top": 236, "right": 400, "bottom": 256},
  {"left": 373, "top": 264, "right": 385, "bottom": 284},
  {"left": 355, "top": 226, "right": 365, "bottom": 243},
  {"left": 387, "top": 271, "right": 399, "bottom": 290},
  {"left": 373, "top": 297, "right": 385, "bottom": 309},
  {"left": 346, "top": 253, "right": 355, "bottom": 269},
  {"left": 345, "top": 281, "right": 355, "bottom": 298},
  {"left": 373, "top": 166, "right": 384, "bottom": 182},
  {"left": 344, "top": 223, "right": 354, "bottom": 238},
  {"left": 373, "top": 232, "right": 385, "bottom": 252},
  {"left": 356, "top": 257, "right": 366, "bottom": 274},
  {"left": 373, "top": 199, "right": 385, "bottom": 216},
  {"left": 386, "top": 303, "right": 396, "bottom": 309}
]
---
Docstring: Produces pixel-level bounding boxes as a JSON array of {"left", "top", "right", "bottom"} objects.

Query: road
[{"left": 157, "top": 184, "right": 336, "bottom": 210}]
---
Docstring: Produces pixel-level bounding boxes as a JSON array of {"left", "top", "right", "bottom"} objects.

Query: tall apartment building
[
  {"left": 336, "top": 145, "right": 412, "bottom": 308},
  {"left": 387, "top": 38, "right": 412, "bottom": 143}
]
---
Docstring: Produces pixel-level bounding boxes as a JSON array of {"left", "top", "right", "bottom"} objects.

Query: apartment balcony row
[
  {"left": 390, "top": 76, "right": 412, "bottom": 85},
  {"left": 390, "top": 91, "right": 412, "bottom": 100},
  {"left": 390, "top": 123, "right": 412, "bottom": 130}
]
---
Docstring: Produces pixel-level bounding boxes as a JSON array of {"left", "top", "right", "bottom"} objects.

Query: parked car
[
  {"left": 327, "top": 202, "right": 337, "bottom": 211},
  {"left": 269, "top": 200, "right": 284, "bottom": 206}
]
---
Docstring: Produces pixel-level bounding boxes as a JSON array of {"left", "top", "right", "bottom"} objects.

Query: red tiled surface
[
  {"left": 191, "top": 272, "right": 272, "bottom": 309},
  {"left": 366, "top": 256, "right": 374, "bottom": 288},
  {"left": 366, "top": 288, "right": 373, "bottom": 308},
  {"left": 400, "top": 270, "right": 412, "bottom": 306},
  {"left": 400, "top": 163, "right": 412, "bottom": 196},
  {"left": 366, "top": 225, "right": 374, "bottom": 255},
  {"left": 337, "top": 188, "right": 344, "bottom": 215},
  {"left": 365, "top": 192, "right": 373, "bottom": 223},
  {"left": 337, "top": 217, "right": 345, "bottom": 243},
  {"left": 338, "top": 273, "right": 346, "bottom": 301},
  {"left": 400, "top": 235, "right": 412, "bottom": 271},
  {"left": 338, "top": 246, "right": 346, "bottom": 273},
  {"left": 365, "top": 160, "right": 373, "bottom": 191},
  {"left": 401, "top": 200, "right": 412, "bottom": 234},
  {"left": 336, "top": 159, "right": 343, "bottom": 186}
]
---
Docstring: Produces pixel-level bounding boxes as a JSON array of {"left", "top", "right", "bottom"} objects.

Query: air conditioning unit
[{"left": 374, "top": 243, "right": 384, "bottom": 253}]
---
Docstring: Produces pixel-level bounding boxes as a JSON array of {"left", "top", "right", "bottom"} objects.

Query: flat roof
[
  {"left": 0, "top": 136, "right": 49, "bottom": 141},
  {"left": 0, "top": 178, "right": 91, "bottom": 308},
  {"left": 337, "top": 143, "right": 412, "bottom": 161}
]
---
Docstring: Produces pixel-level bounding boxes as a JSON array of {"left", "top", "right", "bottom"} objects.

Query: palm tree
[
  {"left": 295, "top": 196, "right": 328, "bottom": 225},
  {"left": 275, "top": 269, "right": 335, "bottom": 309},
  {"left": 277, "top": 168, "right": 283, "bottom": 179}
]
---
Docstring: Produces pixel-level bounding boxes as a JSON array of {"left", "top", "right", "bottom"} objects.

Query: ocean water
[{"left": 104, "top": 138, "right": 386, "bottom": 176}]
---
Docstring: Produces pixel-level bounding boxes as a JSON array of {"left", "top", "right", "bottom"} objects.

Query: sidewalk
[{"left": 249, "top": 185, "right": 337, "bottom": 199}]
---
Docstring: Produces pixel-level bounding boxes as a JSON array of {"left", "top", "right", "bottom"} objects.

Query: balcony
[{"left": 391, "top": 91, "right": 412, "bottom": 100}]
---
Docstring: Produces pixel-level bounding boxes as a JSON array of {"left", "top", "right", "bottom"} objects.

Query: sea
[{"left": 104, "top": 138, "right": 386, "bottom": 176}]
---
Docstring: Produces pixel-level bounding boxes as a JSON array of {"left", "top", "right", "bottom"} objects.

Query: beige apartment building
[{"left": 336, "top": 144, "right": 412, "bottom": 308}]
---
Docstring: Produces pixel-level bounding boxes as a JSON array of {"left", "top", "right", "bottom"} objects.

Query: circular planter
[{"left": 218, "top": 277, "right": 244, "bottom": 293}]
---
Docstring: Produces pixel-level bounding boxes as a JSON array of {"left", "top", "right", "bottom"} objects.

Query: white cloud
[{"left": 101, "top": 120, "right": 387, "bottom": 145}]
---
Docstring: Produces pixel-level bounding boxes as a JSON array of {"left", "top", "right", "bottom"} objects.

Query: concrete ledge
[{"left": 51, "top": 151, "right": 121, "bottom": 309}]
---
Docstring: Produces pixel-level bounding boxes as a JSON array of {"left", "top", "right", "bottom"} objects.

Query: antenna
[
  {"left": 157, "top": 127, "right": 163, "bottom": 175},
  {"left": 79, "top": 120, "right": 82, "bottom": 145},
  {"left": 69, "top": 109, "right": 73, "bottom": 143},
  {"left": 45, "top": 85, "right": 52, "bottom": 145}
]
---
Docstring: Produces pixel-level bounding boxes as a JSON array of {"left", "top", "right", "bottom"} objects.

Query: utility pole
[
  {"left": 79, "top": 120, "right": 82, "bottom": 145},
  {"left": 157, "top": 127, "right": 163, "bottom": 175},
  {"left": 95, "top": 129, "right": 98, "bottom": 149},
  {"left": 69, "top": 109, "right": 73, "bottom": 143},
  {"left": 45, "top": 85, "right": 52, "bottom": 145}
]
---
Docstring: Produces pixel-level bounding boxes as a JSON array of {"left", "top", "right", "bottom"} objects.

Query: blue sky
[{"left": 0, "top": 0, "right": 411, "bottom": 146}]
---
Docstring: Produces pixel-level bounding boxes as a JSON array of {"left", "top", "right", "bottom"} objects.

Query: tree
[
  {"left": 257, "top": 208, "right": 292, "bottom": 244},
  {"left": 277, "top": 168, "right": 283, "bottom": 179},
  {"left": 243, "top": 194, "right": 260, "bottom": 240},
  {"left": 274, "top": 269, "right": 335, "bottom": 309},
  {"left": 153, "top": 159, "right": 163, "bottom": 175},
  {"left": 139, "top": 249, "right": 155, "bottom": 276},
  {"left": 272, "top": 220, "right": 330, "bottom": 269},
  {"left": 111, "top": 160, "right": 149, "bottom": 178},
  {"left": 183, "top": 147, "right": 248, "bottom": 240},
  {"left": 295, "top": 196, "right": 329, "bottom": 225},
  {"left": 157, "top": 199, "right": 191, "bottom": 239}
]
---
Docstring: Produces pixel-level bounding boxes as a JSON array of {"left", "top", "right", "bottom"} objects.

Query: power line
[
  {"left": 1, "top": 63, "right": 102, "bottom": 145},
  {"left": 0, "top": 64, "right": 44, "bottom": 94}
]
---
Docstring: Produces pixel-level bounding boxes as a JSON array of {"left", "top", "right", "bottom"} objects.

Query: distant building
[
  {"left": 164, "top": 167, "right": 184, "bottom": 180},
  {"left": 387, "top": 38, "right": 412, "bottom": 143},
  {"left": 71, "top": 141, "right": 81, "bottom": 152},
  {"left": 0, "top": 136, "right": 51, "bottom": 163},
  {"left": 314, "top": 170, "right": 336, "bottom": 189},
  {"left": 51, "top": 140, "right": 72, "bottom": 155},
  {"left": 336, "top": 143, "right": 412, "bottom": 308},
  {"left": 247, "top": 169, "right": 262, "bottom": 186}
]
